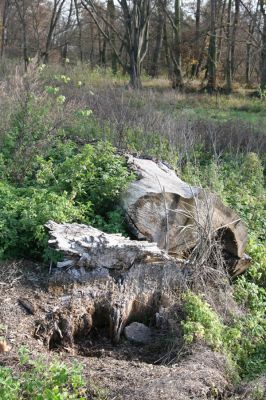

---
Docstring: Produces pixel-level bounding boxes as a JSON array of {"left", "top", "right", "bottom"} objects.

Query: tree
[
  {"left": 206, "top": 0, "right": 217, "bottom": 92},
  {"left": 81, "top": 0, "right": 151, "bottom": 88},
  {"left": 193, "top": 0, "right": 201, "bottom": 77},
  {"left": 14, "top": 0, "right": 30, "bottom": 71},
  {"left": 225, "top": 0, "right": 233, "bottom": 92},
  {"left": 74, "top": 0, "right": 83, "bottom": 61},
  {"left": 0, "top": 0, "right": 9, "bottom": 58},
  {"left": 260, "top": 0, "right": 266, "bottom": 90},
  {"left": 42, "top": 0, "right": 67, "bottom": 63},
  {"left": 150, "top": 0, "right": 165, "bottom": 77},
  {"left": 61, "top": 0, "right": 74, "bottom": 64}
]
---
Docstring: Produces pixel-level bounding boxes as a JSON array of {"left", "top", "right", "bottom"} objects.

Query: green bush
[
  {"left": 0, "top": 347, "right": 107, "bottom": 400},
  {"left": 0, "top": 141, "right": 133, "bottom": 260},
  {"left": 182, "top": 291, "right": 225, "bottom": 351},
  {"left": 182, "top": 291, "right": 266, "bottom": 378}
]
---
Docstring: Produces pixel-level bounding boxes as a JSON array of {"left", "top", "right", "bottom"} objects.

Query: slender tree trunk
[
  {"left": 245, "top": 0, "right": 259, "bottom": 86},
  {"left": 1, "top": 0, "right": 9, "bottom": 59},
  {"left": 150, "top": 1, "right": 164, "bottom": 77},
  {"left": 207, "top": 0, "right": 217, "bottom": 92},
  {"left": 81, "top": 0, "right": 151, "bottom": 89},
  {"left": 231, "top": 0, "right": 239, "bottom": 78},
  {"left": 217, "top": 0, "right": 227, "bottom": 64},
  {"left": 225, "top": 0, "right": 232, "bottom": 92},
  {"left": 246, "top": 17, "right": 253, "bottom": 86},
  {"left": 193, "top": 0, "right": 201, "bottom": 77},
  {"left": 61, "top": 0, "right": 73, "bottom": 65},
  {"left": 43, "top": 0, "right": 66, "bottom": 64},
  {"left": 172, "top": 0, "right": 183, "bottom": 88},
  {"left": 14, "top": 0, "right": 29, "bottom": 71},
  {"left": 74, "top": 0, "right": 83, "bottom": 62},
  {"left": 129, "top": 49, "right": 142, "bottom": 89},
  {"left": 163, "top": 22, "right": 172, "bottom": 78},
  {"left": 107, "top": 0, "right": 117, "bottom": 73},
  {"left": 260, "top": 1, "right": 266, "bottom": 91}
]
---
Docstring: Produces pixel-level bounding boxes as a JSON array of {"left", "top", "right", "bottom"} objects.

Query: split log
[
  {"left": 122, "top": 157, "right": 249, "bottom": 275},
  {"left": 46, "top": 221, "right": 184, "bottom": 344}
]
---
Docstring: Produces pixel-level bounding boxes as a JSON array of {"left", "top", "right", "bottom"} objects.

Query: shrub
[
  {"left": 0, "top": 181, "right": 83, "bottom": 259},
  {"left": 0, "top": 142, "right": 133, "bottom": 260},
  {"left": 182, "top": 291, "right": 266, "bottom": 378},
  {"left": 0, "top": 347, "right": 107, "bottom": 400}
]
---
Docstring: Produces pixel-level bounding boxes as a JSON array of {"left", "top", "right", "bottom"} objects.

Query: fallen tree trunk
[
  {"left": 122, "top": 156, "right": 249, "bottom": 276},
  {"left": 46, "top": 221, "right": 184, "bottom": 345},
  {"left": 44, "top": 158, "right": 250, "bottom": 347}
]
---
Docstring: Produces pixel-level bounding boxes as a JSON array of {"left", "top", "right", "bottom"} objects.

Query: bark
[
  {"left": 150, "top": 0, "right": 165, "bottom": 77},
  {"left": 122, "top": 0, "right": 151, "bottom": 88},
  {"left": 43, "top": 0, "right": 67, "bottom": 64},
  {"left": 0, "top": 0, "right": 9, "bottom": 58},
  {"left": 74, "top": 0, "right": 83, "bottom": 62},
  {"left": 122, "top": 156, "right": 249, "bottom": 273},
  {"left": 44, "top": 157, "right": 250, "bottom": 346},
  {"left": 61, "top": 0, "right": 73, "bottom": 64},
  {"left": 46, "top": 221, "right": 183, "bottom": 344},
  {"left": 231, "top": 0, "right": 239, "bottom": 77},
  {"left": 81, "top": 0, "right": 151, "bottom": 89},
  {"left": 260, "top": 0, "right": 266, "bottom": 91},
  {"left": 217, "top": 0, "right": 227, "bottom": 64},
  {"left": 14, "top": 0, "right": 29, "bottom": 71},
  {"left": 225, "top": 0, "right": 232, "bottom": 92},
  {"left": 192, "top": 0, "right": 201, "bottom": 77},
  {"left": 245, "top": 1, "right": 259, "bottom": 85},
  {"left": 171, "top": 0, "right": 183, "bottom": 87},
  {"left": 207, "top": 0, "right": 217, "bottom": 92},
  {"left": 107, "top": 0, "right": 117, "bottom": 73},
  {"left": 163, "top": 21, "right": 172, "bottom": 78}
]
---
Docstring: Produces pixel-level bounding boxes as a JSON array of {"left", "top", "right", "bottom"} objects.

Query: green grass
[{"left": 174, "top": 94, "right": 266, "bottom": 127}]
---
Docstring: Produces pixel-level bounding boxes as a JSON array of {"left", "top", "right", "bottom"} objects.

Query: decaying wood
[
  {"left": 18, "top": 298, "right": 35, "bottom": 315},
  {"left": 44, "top": 157, "right": 250, "bottom": 347},
  {"left": 46, "top": 221, "right": 184, "bottom": 345},
  {"left": 122, "top": 156, "right": 249, "bottom": 274}
]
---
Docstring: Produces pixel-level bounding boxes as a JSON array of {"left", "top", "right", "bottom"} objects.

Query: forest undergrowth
[{"left": 0, "top": 63, "right": 265, "bottom": 398}]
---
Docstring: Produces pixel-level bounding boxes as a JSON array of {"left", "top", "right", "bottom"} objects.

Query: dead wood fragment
[
  {"left": 18, "top": 298, "right": 35, "bottom": 315},
  {"left": 122, "top": 157, "right": 249, "bottom": 275}
]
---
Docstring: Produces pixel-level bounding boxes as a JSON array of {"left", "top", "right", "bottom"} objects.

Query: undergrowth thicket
[
  {"left": 181, "top": 153, "right": 265, "bottom": 379},
  {"left": 0, "top": 347, "right": 107, "bottom": 400},
  {"left": 0, "top": 63, "right": 265, "bottom": 387}
]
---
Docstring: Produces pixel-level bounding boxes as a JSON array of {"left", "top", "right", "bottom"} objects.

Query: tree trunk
[
  {"left": 46, "top": 220, "right": 183, "bottom": 344},
  {"left": 163, "top": 22, "right": 172, "bottom": 78},
  {"left": 74, "top": 0, "right": 83, "bottom": 62},
  {"left": 192, "top": 0, "right": 201, "bottom": 77},
  {"left": 107, "top": 0, "right": 117, "bottom": 74},
  {"left": 122, "top": 157, "right": 248, "bottom": 267},
  {"left": 0, "top": 0, "right": 9, "bottom": 59},
  {"left": 14, "top": 0, "right": 29, "bottom": 71},
  {"left": 217, "top": 0, "right": 226, "bottom": 64},
  {"left": 207, "top": 0, "right": 217, "bottom": 92},
  {"left": 260, "top": 1, "right": 266, "bottom": 91},
  {"left": 245, "top": 42, "right": 251, "bottom": 86},
  {"left": 231, "top": 0, "right": 239, "bottom": 78},
  {"left": 172, "top": 0, "right": 183, "bottom": 88},
  {"left": 43, "top": 0, "right": 67, "bottom": 64},
  {"left": 61, "top": 0, "right": 73, "bottom": 65},
  {"left": 129, "top": 51, "right": 142, "bottom": 89},
  {"left": 150, "top": 1, "right": 165, "bottom": 77},
  {"left": 225, "top": 0, "right": 232, "bottom": 92}
]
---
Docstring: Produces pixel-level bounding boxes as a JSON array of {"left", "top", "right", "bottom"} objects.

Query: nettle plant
[
  {"left": 182, "top": 291, "right": 266, "bottom": 378},
  {"left": 0, "top": 67, "right": 134, "bottom": 261},
  {"left": 0, "top": 346, "right": 108, "bottom": 400}
]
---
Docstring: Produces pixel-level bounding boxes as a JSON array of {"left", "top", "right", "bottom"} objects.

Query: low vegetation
[
  {"left": 0, "top": 347, "right": 107, "bottom": 400},
  {"left": 0, "top": 64, "right": 265, "bottom": 396}
]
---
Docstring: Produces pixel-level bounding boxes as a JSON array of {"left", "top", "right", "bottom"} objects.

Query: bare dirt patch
[{"left": 0, "top": 262, "right": 234, "bottom": 399}]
